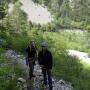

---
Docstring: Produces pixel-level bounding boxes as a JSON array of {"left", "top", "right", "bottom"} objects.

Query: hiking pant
[
  {"left": 28, "top": 58, "right": 35, "bottom": 79},
  {"left": 42, "top": 68, "right": 52, "bottom": 90}
]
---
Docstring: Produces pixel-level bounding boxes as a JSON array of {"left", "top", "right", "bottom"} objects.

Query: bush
[
  {"left": 0, "top": 52, "right": 25, "bottom": 90},
  {"left": 86, "top": 25, "right": 90, "bottom": 31},
  {"left": 0, "top": 38, "right": 7, "bottom": 47},
  {"left": 70, "top": 21, "right": 83, "bottom": 29},
  {"left": 10, "top": 36, "right": 30, "bottom": 52}
]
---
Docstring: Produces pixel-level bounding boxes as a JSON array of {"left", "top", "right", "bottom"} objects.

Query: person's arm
[
  {"left": 35, "top": 49, "right": 38, "bottom": 61},
  {"left": 25, "top": 47, "right": 29, "bottom": 66},
  {"left": 49, "top": 51, "right": 53, "bottom": 69},
  {"left": 38, "top": 51, "right": 42, "bottom": 65},
  {"left": 26, "top": 46, "right": 29, "bottom": 52},
  {"left": 26, "top": 57, "right": 28, "bottom": 66},
  {"left": 38, "top": 51, "right": 40, "bottom": 65}
]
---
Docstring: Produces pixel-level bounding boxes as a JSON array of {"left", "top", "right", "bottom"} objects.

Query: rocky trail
[{"left": 5, "top": 50, "right": 72, "bottom": 90}]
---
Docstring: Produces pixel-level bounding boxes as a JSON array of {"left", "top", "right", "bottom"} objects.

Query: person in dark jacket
[
  {"left": 38, "top": 42, "right": 53, "bottom": 90},
  {"left": 26, "top": 40, "right": 37, "bottom": 79}
]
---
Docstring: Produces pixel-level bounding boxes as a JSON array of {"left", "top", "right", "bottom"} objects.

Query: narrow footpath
[{"left": 5, "top": 50, "right": 73, "bottom": 90}]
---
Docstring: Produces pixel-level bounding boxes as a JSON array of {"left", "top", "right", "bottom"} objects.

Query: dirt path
[{"left": 5, "top": 50, "right": 72, "bottom": 90}]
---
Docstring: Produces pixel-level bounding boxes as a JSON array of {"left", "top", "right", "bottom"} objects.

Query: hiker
[
  {"left": 26, "top": 40, "right": 37, "bottom": 79},
  {"left": 38, "top": 42, "right": 53, "bottom": 90}
]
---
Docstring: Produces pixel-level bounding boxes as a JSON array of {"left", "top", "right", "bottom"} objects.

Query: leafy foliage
[{"left": 0, "top": 50, "right": 23, "bottom": 90}]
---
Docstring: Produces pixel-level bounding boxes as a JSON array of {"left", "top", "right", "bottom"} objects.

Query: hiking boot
[{"left": 49, "top": 86, "right": 53, "bottom": 90}]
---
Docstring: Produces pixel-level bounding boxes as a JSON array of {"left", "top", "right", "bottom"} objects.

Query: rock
[
  {"left": 68, "top": 50, "right": 90, "bottom": 64},
  {"left": 58, "top": 80, "right": 66, "bottom": 85},
  {"left": 19, "top": 0, "right": 53, "bottom": 25},
  {"left": 18, "top": 77, "right": 26, "bottom": 83}
]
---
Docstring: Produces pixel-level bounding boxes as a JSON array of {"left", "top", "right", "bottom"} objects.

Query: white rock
[
  {"left": 18, "top": 77, "right": 26, "bottom": 83},
  {"left": 19, "top": 0, "right": 53, "bottom": 25},
  {"left": 68, "top": 50, "right": 90, "bottom": 64}
]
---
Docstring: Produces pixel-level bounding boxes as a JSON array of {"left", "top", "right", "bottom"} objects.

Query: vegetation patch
[{"left": 0, "top": 48, "right": 24, "bottom": 90}]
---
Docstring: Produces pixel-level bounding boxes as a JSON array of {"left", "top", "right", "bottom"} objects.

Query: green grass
[
  {"left": 42, "top": 31, "right": 90, "bottom": 90},
  {"left": 52, "top": 53, "right": 90, "bottom": 90},
  {"left": 0, "top": 48, "right": 24, "bottom": 90},
  {"left": 43, "top": 31, "right": 90, "bottom": 52}
]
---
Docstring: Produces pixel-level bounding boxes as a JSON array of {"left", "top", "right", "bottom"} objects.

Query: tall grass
[
  {"left": 43, "top": 31, "right": 90, "bottom": 52},
  {"left": 42, "top": 31, "right": 90, "bottom": 90},
  {"left": 52, "top": 53, "right": 90, "bottom": 90},
  {"left": 0, "top": 48, "right": 24, "bottom": 90}
]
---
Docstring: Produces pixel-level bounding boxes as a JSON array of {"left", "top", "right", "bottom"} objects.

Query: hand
[
  {"left": 26, "top": 58, "right": 28, "bottom": 66},
  {"left": 40, "top": 65, "right": 44, "bottom": 68},
  {"left": 26, "top": 61, "right": 28, "bottom": 66}
]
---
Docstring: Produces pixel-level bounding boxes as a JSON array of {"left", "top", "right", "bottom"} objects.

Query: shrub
[
  {"left": 11, "top": 36, "right": 30, "bottom": 52},
  {"left": 0, "top": 52, "right": 24, "bottom": 90},
  {"left": 86, "top": 25, "right": 90, "bottom": 31}
]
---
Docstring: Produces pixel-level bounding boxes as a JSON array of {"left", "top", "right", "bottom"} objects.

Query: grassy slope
[
  {"left": 0, "top": 48, "right": 24, "bottom": 90},
  {"left": 42, "top": 31, "right": 90, "bottom": 90}
]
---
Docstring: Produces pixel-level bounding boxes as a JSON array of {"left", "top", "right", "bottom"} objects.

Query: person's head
[
  {"left": 41, "top": 42, "right": 47, "bottom": 51},
  {"left": 29, "top": 40, "right": 35, "bottom": 47}
]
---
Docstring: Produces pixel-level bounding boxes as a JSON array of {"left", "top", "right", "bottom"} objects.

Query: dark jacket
[
  {"left": 38, "top": 49, "right": 53, "bottom": 69},
  {"left": 26, "top": 46, "right": 36, "bottom": 58}
]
